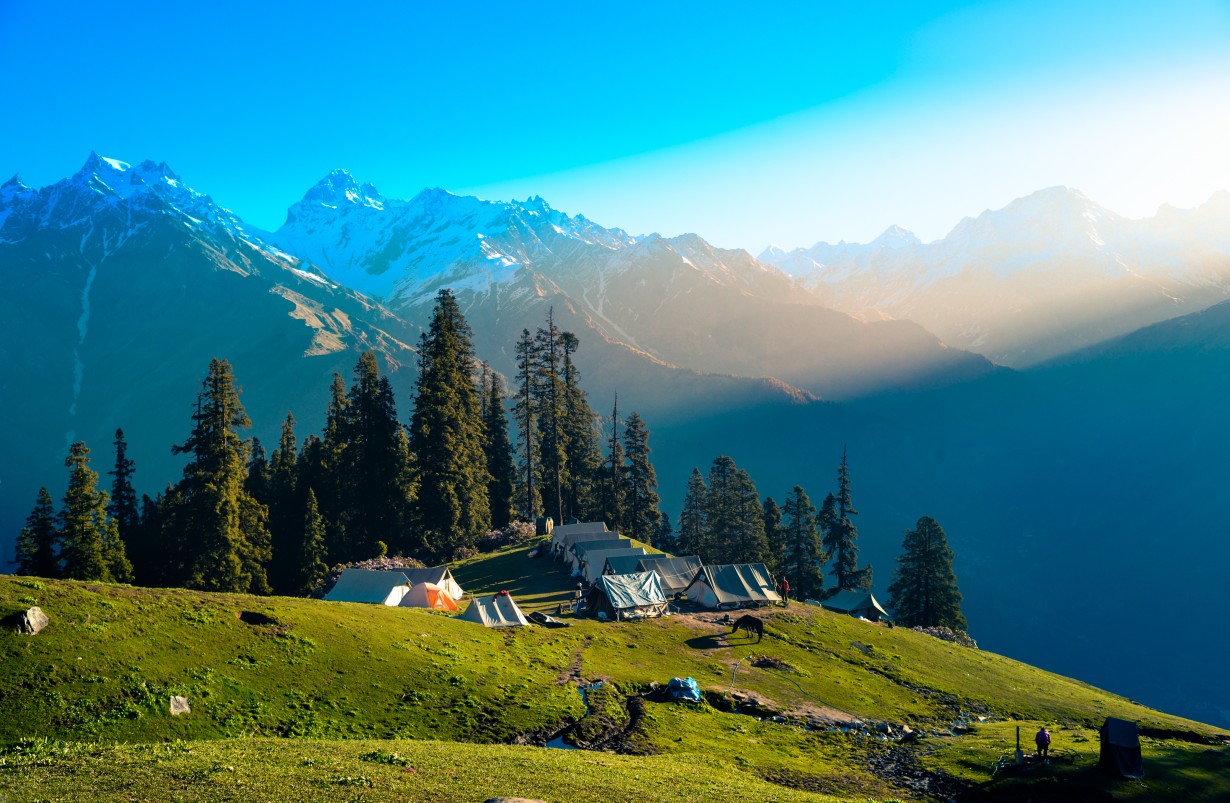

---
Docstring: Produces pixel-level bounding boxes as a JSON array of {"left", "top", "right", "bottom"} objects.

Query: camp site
[{"left": 3, "top": 525, "right": 1227, "bottom": 802}]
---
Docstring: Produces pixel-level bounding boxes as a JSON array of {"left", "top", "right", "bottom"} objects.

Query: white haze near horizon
[{"left": 462, "top": 61, "right": 1230, "bottom": 253}]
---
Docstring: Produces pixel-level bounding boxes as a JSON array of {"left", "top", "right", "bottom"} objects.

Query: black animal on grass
[{"left": 731, "top": 614, "right": 764, "bottom": 643}]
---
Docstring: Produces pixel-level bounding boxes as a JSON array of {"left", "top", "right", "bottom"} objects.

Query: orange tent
[{"left": 398, "top": 582, "right": 460, "bottom": 611}]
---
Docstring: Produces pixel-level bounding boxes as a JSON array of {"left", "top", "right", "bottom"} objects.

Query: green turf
[{"left": 2, "top": 544, "right": 1227, "bottom": 801}]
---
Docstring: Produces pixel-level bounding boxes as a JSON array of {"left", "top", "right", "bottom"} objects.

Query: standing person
[
  {"left": 1035, "top": 726, "right": 1051, "bottom": 760},
  {"left": 778, "top": 576, "right": 790, "bottom": 605}
]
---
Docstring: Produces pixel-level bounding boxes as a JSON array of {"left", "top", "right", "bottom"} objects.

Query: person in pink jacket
[{"left": 1035, "top": 726, "right": 1052, "bottom": 759}]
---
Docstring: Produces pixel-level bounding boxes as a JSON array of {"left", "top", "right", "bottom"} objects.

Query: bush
[{"left": 475, "top": 521, "right": 537, "bottom": 553}]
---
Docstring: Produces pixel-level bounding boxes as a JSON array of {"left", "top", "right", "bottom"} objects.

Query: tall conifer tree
[
  {"left": 622, "top": 411, "right": 662, "bottom": 545},
  {"left": 704, "top": 456, "right": 767, "bottom": 564},
  {"left": 887, "top": 516, "right": 967, "bottom": 630},
  {"left": 782, "top": 485, "right": 825, "bottom": 599},
  {"left": 480, "top": 365, "right": 517, "bottom": 529},
  {"left": 513, "top": 328, "right": 540, "bottom": 522},
  {"left": 559, "top": 332, "right": 604, "bottom": 521},
  {"left": 107, "top": 429, "right": 139, "bottom": 553},
  {"left": 822, "top": 447, "right": 872, "bottom": 592},
  {"left": 762, "top": 496, "right": 785, "bottom": 574},
  {"left": 15, "top": 487, "right": 59, "bottom": 578},
  {"left": 59, "top": 441, "right": 130, "bottom": 582},
  {"left": 296, "top": 489, "right": 330, "bottom": 596},
  {"left": 169, "top": 359, "right": 271, "bottom": 594},
  {"left": 602, "top": 396, "right": 627, "bottom": 532},
  {"left": 409, "top": 290, "right": 490, "bottom": 559},
  {"left": 266, "top": 413, "right": 302, "bottom": 593},
  {"left": 534, "top": 309, "right": 567, "bottom": 525},
  {"left": 340, "top": 351, "right": 410, "bottom": 558},
  {"left": 677, "top": 468, "right": 708, "bottom": 558}
]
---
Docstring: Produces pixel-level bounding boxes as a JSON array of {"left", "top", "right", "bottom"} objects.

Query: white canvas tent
[
  {"left": 821, "top": 589, "right": 890, "bottom": 622},
  {"left": 459, "top": 592, "right": 530, "bottom": 627},
  {"left": 602, "top": 553, "right": 648, "bottom": 577},
  {"left": 685, "top": 563, "right": 781, "bottom": 609},
  {"left": 398, "top": 582, "right": 460, "bottom": 611},
  {"left": 324, "top": 569, "right": 411, "bottom": 606},
  {"left": 587, "top": 571, "right": 669, "bottom": 620},
  {"left": 636, "top": 555, "right": 703, "bottom": 596},
  {"left": 580, "top": 547, "right": 647, "bottom": 584},
  {"left": 398, "top": 566, "right": 465, "bottom": 601},
  {"left": 550, "top": 522, "right": 609, "bottom": 555},
  {"left": 568, "top": 538, "right": 630, "bottom": 569}
]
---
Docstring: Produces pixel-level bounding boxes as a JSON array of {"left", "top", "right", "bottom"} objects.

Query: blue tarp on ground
[{"left": 668, "top": 676, "right": 702, "bottom": 702}]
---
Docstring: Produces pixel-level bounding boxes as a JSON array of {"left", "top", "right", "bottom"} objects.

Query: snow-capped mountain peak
[
  {"left": 870, "top": 224, "right": 921, "bottom": 249},
  {"left": 298, "top": 169, "right": 386, "bottom": 212}
]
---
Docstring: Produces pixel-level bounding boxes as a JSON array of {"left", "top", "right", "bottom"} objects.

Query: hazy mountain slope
[
  {"left": 645, "top": 300, "right": 1230, "bottom": 729},
  {"left": 0, "top": 156, "right": 422, "bottom": 558},
  {"left": 762, "top": 188, "right": 1230, "bottom": 365},
  {"left": 272, "top": 172, "right": 993, "bottom": 401}
]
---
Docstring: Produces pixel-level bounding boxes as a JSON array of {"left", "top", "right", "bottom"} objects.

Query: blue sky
[{"left": 3, "top": 1, "right": 1229, "bottom": 248}]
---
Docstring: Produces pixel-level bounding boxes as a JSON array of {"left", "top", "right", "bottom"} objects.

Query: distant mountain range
[
  {"left": 761, "top": 187, "right": 1230, "bottom": 365},
  {"left": 4, "top": 155, "right": 1230, "bottom": 729}
]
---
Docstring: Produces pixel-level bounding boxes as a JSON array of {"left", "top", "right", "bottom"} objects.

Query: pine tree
[
  {"left": 59, "top": 441, "right": 124, "bottom": 581},
  {"left": 168, "top": 358, "right": 272, "bottom": 594},
  {"left": 409, "top": 290, "right": 491, "bottom": 560},
  {"left": 315, "top": 373, "right": 350, "bottom": 561},
  {"left": 781, "top": 485, "right": 826, "bottom": 600},
  {"left": 622, "top": 411, "right": 662, "bottom": 545},
  {"left": 107, "top": 429, "right": 139, "bottom": 553},
  {"left": 704, "top": 456, "right": 767, "bottom": 564},
  {"left": 480, "top": 365, "right": 517, "bottom": 529},
  {"left": 534, "top": 310, "right": 568, "bottom": 525},
  {"left": 559, "top": 331, "right": 604, "bottom": 521},
  {"left": 295, "top": 489, "right": 330, "bottom": 596},
  {"left": 340, "top": 351, "right": 411, "bottom": 558},
  {"left": 822, "top": 447, "right": 872, "bottom": 592},
  {"left": 677, "top": 468, "right": 708, "bottom": 558},
  {"left": 602, "top": 396, "right": 627, "bottom": 532},
  {"left": 762, "top": 496, "right": 785, "bottom": 575},
  {"left": 15, "top": 487, "right": 59, "bottom": 578},
  {"left": 513, "top": 328, "right": 541, "bottom": 522},
  {"left": 887, "top": 516, "right": 967, "bottom": 630},
  {"left": 129, "top": 492, "right": 164, "bottom": 586},
  {"left": 245, "top": 437, "right": 271, "bottom": 503},
  {"left": 266, "top": 413, "right": 302, "bottom": 593},
  {"left": 656, "top": 511, "right": 675, "bottom": 553}
]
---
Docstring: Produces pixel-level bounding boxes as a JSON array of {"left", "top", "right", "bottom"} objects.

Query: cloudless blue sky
[{"left": 3, "top": 1, "right": 1229, "bottom": 247}]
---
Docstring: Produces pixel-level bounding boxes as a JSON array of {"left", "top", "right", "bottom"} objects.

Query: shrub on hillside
[
  {"left": 912, "top": 625, "right": 978, "bottom": 649},
  {"left": 475, "top": 521, "right": 537, "bottom": 553}
]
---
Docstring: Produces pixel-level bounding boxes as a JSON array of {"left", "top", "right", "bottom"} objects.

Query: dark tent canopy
[{"left": 1100, "top": 717, "right": 1144, "bottom": 779}]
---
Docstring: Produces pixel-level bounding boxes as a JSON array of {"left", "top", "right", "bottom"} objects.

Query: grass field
[{"left": 2, "top": 541, "right": 1226, "bottom": 801}]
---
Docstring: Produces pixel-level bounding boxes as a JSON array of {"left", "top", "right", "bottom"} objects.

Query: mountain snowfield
[
  {"left": 270, "top": 168, "right": 990, "bottom": 403},
  {"left": 761, "top": 187, "right": 1230, "bottom": 365}
]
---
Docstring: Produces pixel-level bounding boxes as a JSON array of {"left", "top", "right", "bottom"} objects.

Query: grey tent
[
  {"left": 569, "top": 538, "right": 631, "bottom": 569},
  {"left": 1100, "top": 717, "right": 1144, "bottom": 778},
  {"left": 602, "top": 553, "right": 648, "bottom": 577},
  {"left": 398, "top": 566, "right": 465, "bottom": 601},
  {"left": 636, "top": 555, "right": 703, "bottom": 596},
  {"left": 324, "top": 569, "right": 411, "bottom": 606},
  {"left": 821, "top": 589, "right": 890, "bottom": 622},
  {"left": 552, "top": 530, "right": 615, "bottom": 560},
  {"left": 459, "top": 592, "right": 529, "bottom": 627},
  {"left": 550, "top": 522, "right": 609, "bottom": 555},
  {"left": 580, "top": 548, "right": 647, "bottom": 584},
  {"left": 586, "top": 572, "right": 669, "bottom": 620},
  {"left": 685, "top": 563, "right": 781, "bottom": 609}
]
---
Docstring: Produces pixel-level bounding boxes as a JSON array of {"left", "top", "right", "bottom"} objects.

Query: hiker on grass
[
  {"left": 1035, "top": 726, "right": 1051, "bottom": 759},
  {"left": 778, "top": 576, "right": 790, "bottom": 605}
]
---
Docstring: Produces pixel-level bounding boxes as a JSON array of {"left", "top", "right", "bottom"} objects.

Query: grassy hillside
[{"left": 2, "top": 542, "right": 1227, "bottom": 802}]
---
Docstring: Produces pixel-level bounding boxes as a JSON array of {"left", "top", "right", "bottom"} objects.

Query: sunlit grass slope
[{"left": 2, "top": 540, "right": 1226, "bottom": 802}]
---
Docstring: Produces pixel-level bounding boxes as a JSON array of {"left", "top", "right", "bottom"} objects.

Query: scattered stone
[
  {"left": 911, "top": 625, "right": 978, "bottom": 649},
  {"left": 12, "top": 607, "right": 49, "bottom": 635},
  {"left": 170, "top": 696, "right": 191, "bottom": 716},
  {"left": 850, "top": 641, "right": 873, "bottom": 654}
]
